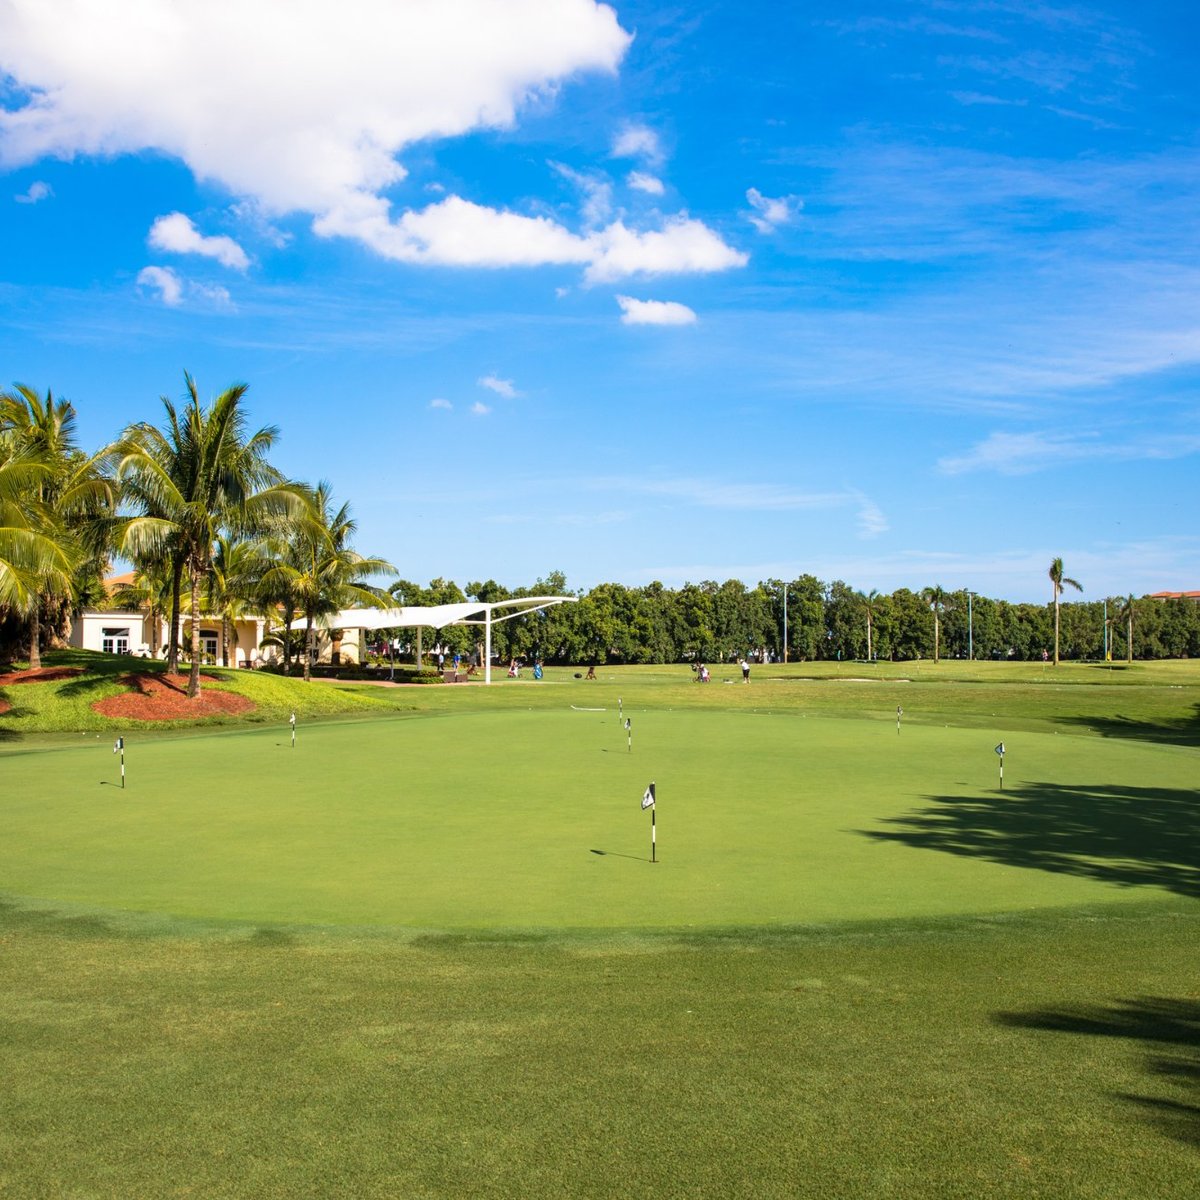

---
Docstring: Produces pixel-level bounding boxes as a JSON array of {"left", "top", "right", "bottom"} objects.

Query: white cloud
[
  {"left": 190, "top": 281, "right": 234, "bottom": 309},
  {"left": 551, "top": 161, "right": 612, "bottom": 228},
  {"left": 430, "top": 397, "right": 453, "bottom": 410},
  {"left": 478, "top": 374, "right": 518, "bottom": 398},
  {"left": 471, "top": 401, "right": 491, "bottom": 415},
  {"left": 0, "top": 1, "right": 631, "bottom": 250},
  {"left": 616, "top": 295, "right": 697, "bottom": 326},
  {"left": 627, "top": 170, "right": 664, "bottom": 196},
  {"left": 312, "top": 194, "right": 745, "bottom": 282},
  {"left": 612, "top": 123, "right": 662, "bottom": 164},
  {"left": 583, "top": 216, "right": 747, "bottom": 283},
  {"left": 148, "top": 212, "right": 249, "bottom": 270},
  {"left": 14, "top": 179, "right": 50, "bottom": 204},
  {"left": 745, "top": 187, "right": 802, "bottom": 233},
  {"left": 136, "top": 265, "right": 183, "bottom": 306},
  {"left": 939, "top": 429, "right": 1200, "bottom": 475}
]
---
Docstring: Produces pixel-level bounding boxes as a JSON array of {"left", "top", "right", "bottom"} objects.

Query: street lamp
[{"left": 782, "top": 581, "right": 788, "bottom": 664}]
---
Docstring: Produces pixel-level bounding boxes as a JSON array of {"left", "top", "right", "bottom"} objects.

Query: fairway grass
[{"left": 2, "top": 658, "right": 1197, "bottom": 1196}]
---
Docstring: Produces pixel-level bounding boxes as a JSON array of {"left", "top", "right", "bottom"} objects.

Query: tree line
[
  {"left": 3, "top": 377, "right": 1197, "bottom": 687},
  {"left": 395, "top": 573, "right": 1200, "bottom": 667}
]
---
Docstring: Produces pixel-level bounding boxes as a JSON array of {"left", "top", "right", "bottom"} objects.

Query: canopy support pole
[{"left": 485, "top": 605, "right": 492, "bottom": 685}]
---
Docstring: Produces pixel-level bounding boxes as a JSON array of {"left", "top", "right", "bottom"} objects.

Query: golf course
[{"left": 2, "top": 653, "right": 1197, "bottom": 1196}]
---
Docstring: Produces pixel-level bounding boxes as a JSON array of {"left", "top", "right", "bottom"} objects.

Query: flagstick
[
  {"left": 999, "top": 751, "right": 1004, "bottom": 791},
  {"left": 625, "top": 717, "right": 632, "bottom": 753},
  {"left": 290, "top": 711, "right": 296, "bottom": 749},
  {"left": 120, "top": 743, "right": 125, "bottom": 789},
  {"left": 651, "top": 804, "right": 656, "bottom": 863},
  {"left": 896, "top": 706, "right": 902, "bottom": 736}
]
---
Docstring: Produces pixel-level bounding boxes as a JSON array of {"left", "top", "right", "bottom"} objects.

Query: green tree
[
  {"left": 1048, "top": 557, "right": 1082, "bottom": 666},
  {"left": 118, "top": 375, "right": 300, "bottom": 697},
  {"left": 921, "top": 585, "right": 947, "bottom": 664},
  {"left": 0, "top": 385, "right": 115, "bottom": 668},
  {"left": 1115, "top": 594, "right": 1136, "bottom": 663},
  {"left": 261, "top": 482, "right": 394, "bottom": 681}
]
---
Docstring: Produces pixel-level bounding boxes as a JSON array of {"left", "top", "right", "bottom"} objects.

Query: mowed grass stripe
[{"left": 3, "top": 709, "right": 1194, "bottom": 927}]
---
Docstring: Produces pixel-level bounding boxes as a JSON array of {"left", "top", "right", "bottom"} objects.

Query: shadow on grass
[
  {"left": 861, "top": 782, "right": 1199, "bottom": 898},
  {"left": 1056, "top": 701, "right": 1200, "bottom": 747},
  {"left": 996, "top": 997, "right": 1200, "bottom": 1147},
  {"left": 0, "top": 897, "right": 114, "bottom": 938}
]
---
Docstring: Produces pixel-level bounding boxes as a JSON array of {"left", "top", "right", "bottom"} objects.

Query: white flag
[
  {"left": 642, "top": 783, "right": 655, "bottom": 810},
  {"left": 994, "top": 742, "right": 1005, "bottom": 756}
]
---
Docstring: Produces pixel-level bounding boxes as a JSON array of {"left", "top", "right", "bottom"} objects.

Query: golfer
[{"left": 740, "top": 657, "right": 750, "bottom": 683}]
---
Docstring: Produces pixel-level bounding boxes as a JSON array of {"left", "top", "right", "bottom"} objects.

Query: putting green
[{"left": 3, "top": 709, "right": 1194, "bottom": 928}]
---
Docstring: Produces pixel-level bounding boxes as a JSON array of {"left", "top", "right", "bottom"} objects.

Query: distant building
[{"left": 1148, "top": 591, "right": 1200, "bottom": 599}]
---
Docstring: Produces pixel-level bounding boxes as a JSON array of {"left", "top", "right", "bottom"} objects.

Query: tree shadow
[
  {"left": 996, "top": 997, "right": 1200, "bottom": 1147},
  {"left": 860, "top": 782, "right": 1199, "bottom": 898},
  {"left": 1057, "top": 701, "right": 1200, "bottom": 747}
]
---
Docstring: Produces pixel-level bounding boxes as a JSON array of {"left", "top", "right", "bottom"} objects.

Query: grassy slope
[{"left": 1, "top": 652, "right": 1197, "bottom": 1196}]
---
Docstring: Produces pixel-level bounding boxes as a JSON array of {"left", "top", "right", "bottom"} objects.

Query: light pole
[{"left": 782, "top": 581, "right": 788, "bottom": 664}]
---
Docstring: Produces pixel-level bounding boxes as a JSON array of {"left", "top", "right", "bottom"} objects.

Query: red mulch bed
[
  {"left": 92, "top": 673, "right": 256, "bottom": 721},
  {"left": 0, "top": 698, "right": 9, "bottom": 715},
  {"left": 0, "top": 665, "right": 84, "bottom": 685}
]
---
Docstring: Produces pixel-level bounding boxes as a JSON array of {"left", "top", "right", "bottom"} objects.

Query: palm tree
[
  {"left": 921, "top": 585, "right": 946, "bottom": 664},
  {"left": 861, "top": 588, "right": 879, "bottom": 662},
  {"left": 1115, "top": 593, "right": 1136, "bottom": 664},
  {"left": 110, "top": 558, "right": 174, "bottom": 658},
  {"left": 261, "top": 482, "right": 395, "bottom": 681},
  {"left": 0, "top": 430, "right": 70, "bottom": 631},
  {"left": 207, "top": 533, "right": 266, "bottom": 667},
  {"left": 118, "top": 374, "right": 301, "bottom": 698},
  {"left": 0, "top": 385, "right": 115, "bottom": 667},
  {"left": 1048, "top": 557, "right": 1082, "bottom": 666}
]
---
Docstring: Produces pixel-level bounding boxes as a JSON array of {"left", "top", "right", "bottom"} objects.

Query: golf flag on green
[
  {"left": 113, "top": 736, "right": 125, "bottom": 788},
  {"left": 642, "top": 782, "right": 656, "bottom": 862},
  {"left": 995, "top": 742, "right": 1006, "bottom": 790}
]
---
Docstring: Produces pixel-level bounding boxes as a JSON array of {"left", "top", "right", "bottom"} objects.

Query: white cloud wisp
[
  {"left": 148, "top": 212, "right": 249, "bottom": 270},
  {"left": 615, "top": 295, "right": 697, "bottom": 325}
]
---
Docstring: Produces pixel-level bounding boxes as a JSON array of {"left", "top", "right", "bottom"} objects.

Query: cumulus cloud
[
  {"left": 430, "top": 397, "right": 453, "bottom": 410},
  {"left": 478, "top": 374, "right": 518, "bottom": 398},
  {"left": 584, "top": 216, "right": 747, "bottom": 283},
  {"left": 148, "top": 212, "right": 250, "bottom": 270},
  {"left": 616, "top": 295, "right": 697, "bottom": 325},
  {"left": 14, "top": 179, "right": 51, "bottom": 203},
  {"left": 612, "top": 123, "right": 662, "bottom": 165},
  {"left": 626, "top": 170, "right": 664, "bottom": 195},
  {"left": 0, "top": 2, "right": 634, "bottom": 261},
  {"left": 745, "top": 187, "right": 802, "bottom": 233},
  {"left": 311, "top": 194, "right": 745, "bottom": 281},
  {"left": 471, "top": 401, "right": 492, "bottom": 415},
  {"left": 136, "top": 265, "right": 183, "bottom": 306}
]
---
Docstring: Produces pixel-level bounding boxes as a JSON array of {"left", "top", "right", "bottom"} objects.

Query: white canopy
[{"left": 291, "top": 595, "right": 578, "bottom": 683}]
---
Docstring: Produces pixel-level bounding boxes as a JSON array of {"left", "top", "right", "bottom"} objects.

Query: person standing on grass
[{"left": 741, "top": 657, "right": 750, "bottom": 683}]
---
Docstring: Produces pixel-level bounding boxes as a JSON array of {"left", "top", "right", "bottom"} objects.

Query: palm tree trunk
[
  {"left": 1053, "top": 596, "right": 1060, "bottom": 666},
  {"left": 222, "top": 615, "right": 231, "bottom": 668},
  {"left": 28, "top": 601, "right": 41, "bottom": 670},
  {"left": 933, "top": 612, "right": 939, "bottom": 664},
  {"left": 167, "top": 556, "right": 184, "bottom": 674},
  {"left": 304, "top": 616, "right": 314, "bottom": 682},
  {"left": 866, "top": 614, "right": 873, "bottom": 662},
  {"left": 187, "top": 564, "right": 202, "bottom": 699},
  {"left": 1127, "top": 617, "right": 1133, "bottom": 664}
]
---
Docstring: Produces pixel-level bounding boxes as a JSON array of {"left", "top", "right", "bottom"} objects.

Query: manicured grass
[
  {"left": 2, "top": 709, "right": 1196, "bottom": 926},
  {"left": 1, "top": 653, "right": 1197, "bottom": 1196},
  {"left": 1, "top": 901, "right": 1196, "bottom": 1197}
]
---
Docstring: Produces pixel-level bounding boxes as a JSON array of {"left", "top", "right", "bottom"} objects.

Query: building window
[
  {"left": 200, "top": 631, "right": 219, "bottom": 663},
  {"left": 102, "top": 627, "right": 131, "bottom": 655}
]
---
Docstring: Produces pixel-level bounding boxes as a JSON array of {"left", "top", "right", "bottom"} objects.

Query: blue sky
[{"left": 2, "top": 0, "right": 1198, "bottom": 602}]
